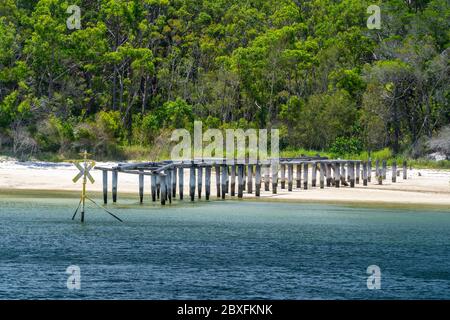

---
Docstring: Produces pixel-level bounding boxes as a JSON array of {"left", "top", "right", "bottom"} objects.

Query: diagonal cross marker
[
  {"left": 72, "top": 161, "right": 95, "bottom": 184},
  {"left": 71, "top": 151, "right": 122, "bottom": 223}
]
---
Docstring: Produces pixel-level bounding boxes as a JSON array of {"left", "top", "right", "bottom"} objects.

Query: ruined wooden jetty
[{"left": 95, "top": 157, "right": 407, "bottom": 206}]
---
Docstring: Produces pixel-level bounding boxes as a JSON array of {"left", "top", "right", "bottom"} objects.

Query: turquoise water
[{"left": 0, "top": 196, "right": 449, "bottom": 299}]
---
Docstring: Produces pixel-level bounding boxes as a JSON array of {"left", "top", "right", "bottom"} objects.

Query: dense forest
[{"left": 0, "top": 0, "right": 448, "bottom": 160}]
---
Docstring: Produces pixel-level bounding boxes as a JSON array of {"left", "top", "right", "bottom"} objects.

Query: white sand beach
[{"left": 0, "top": 159, "right": 449, "bottom": 207}]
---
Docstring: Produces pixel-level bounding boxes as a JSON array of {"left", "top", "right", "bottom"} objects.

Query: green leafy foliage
[{"left": 0, "top": 0, "right": 448, "bottom": 160}]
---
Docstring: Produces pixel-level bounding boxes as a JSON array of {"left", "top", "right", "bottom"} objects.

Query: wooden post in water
[
  {"left": 112, "top": 170, "right": 118, "bottom": 203},
  {"left": 102, "top": 170, "right": 108, "bottom": 204},
  {"left": 160, "top": 174, "right": 166, "bottom": 205},
  {"left": 303, "top": 162, "right": 308, "bottom": 190},
  {"left": 151, "top": 174, "right": 157, "bottom": 202},
  {"left": 190, "top": 165, "right": 195, "bottom": 201},
  {"left": 355, "top": 162, "right": 360, "bottom": 184},
  {"left": 287, "top": 163, "right": 293, "bottom": 191},
  {"left": 264, "top": 165, "right": 270, "bottom": 191},
  {"left": 392, "top": 161, "right": 397, "bottom": 183},
  {"left": 215, "top": 165, "right": 221, "bottom": 198},
  {"left": 242, "top": 165, "right": 246, "bottom": 191},
  {"left": 255, "top": 164, "right": 261, "bottom": 197},
  {"left": 349, "top": 162, "right": 355, "bottom": 188},
  {"left": 225, "top": 165, "right": 229, "bottom": 194},
  {"left": 271, "top": 162, "right": 278, "bottom": 194},
  {"left": 172, "top": 167, "right": 177, "bottom": 198},
  {"left": 311, "top": 162, "right": 317, "bottom": 187},
  {"left": 334, "top": 162, "right": 340, "bottom": 188},
  {"left": 167, "top": 169, "right": 172, "bottom": 204},
  {"left": 403, "top": 161, "right": 407, "bottom": 180},
  {"left": 230, "top": 165, "right": 236, "bottom": 196},
  {"left": 296, "top": 164, "right": 302, "bottom": 188},
  {"left": 139, "top": 169, "right": 144, "bottom": 204},
  {"left": 368, "top": 159, "right": 372, "bottom": 182},
  {"left": 156, "top": 175, "right": 160, "bottom": 200},
  {"left": 197, "top": 166, "right": 203, "bottom": 199},
  {"left": 238, "top": 164, "right": 244, "bottom": 198},
  {"left": 178, "top": 167, "right": 184, "bottom": 200},
  {"left": 247, "top": 164, "right": 253, "bottom": 194},
  {"left": 320, "top": 162, "right": 325, "bottom": 189},
  {"left": 205, "top": 166, "right": 211, "bottom": 200},
  {"left": 280, "top": 164, "right": 286, "bottom": 189},
  {"left": 362, "top": 162, "right": 368, "bottom": 186},
  {"left": 221, "top": 164, "right": 227, "bottom": 199},
  {"left": 382, "top": 160, "right": 387, "bottom": 180}
]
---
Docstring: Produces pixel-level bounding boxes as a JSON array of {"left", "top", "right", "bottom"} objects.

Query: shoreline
[
  {"left": 1, "top": 160, "right": 450, "bottom": 210},
  {"left": 1, "top": 188, "right": 450, "bottom": 212}
]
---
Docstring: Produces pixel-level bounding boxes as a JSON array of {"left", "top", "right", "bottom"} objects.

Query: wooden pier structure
[{"left": 95, "top": 157, "right": 408, "bottom": 206}]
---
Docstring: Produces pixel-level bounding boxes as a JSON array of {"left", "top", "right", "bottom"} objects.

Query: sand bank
[{"left": 0, "top": 160, "right": 449, "bottom": 208}]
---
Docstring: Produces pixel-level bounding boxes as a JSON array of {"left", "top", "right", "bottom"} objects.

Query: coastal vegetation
[{"left": 0, "top": 0, "right": 448, "bottom": 166}]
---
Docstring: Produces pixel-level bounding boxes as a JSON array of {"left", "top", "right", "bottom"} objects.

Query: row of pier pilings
[{"left": 95, "top": 158, "right": 408, "bottom": 206}]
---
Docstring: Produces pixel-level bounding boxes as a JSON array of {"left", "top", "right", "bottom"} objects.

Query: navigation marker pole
[{"left": 72, "top": 151, "right": 122, "bottom": 223}]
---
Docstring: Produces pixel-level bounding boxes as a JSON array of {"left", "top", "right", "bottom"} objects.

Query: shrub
[{"left": 330, "top": 136, "right": 363, "bottom": 157}]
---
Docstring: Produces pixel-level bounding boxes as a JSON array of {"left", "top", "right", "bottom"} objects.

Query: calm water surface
[{"left": 0, "top": 196, "right": 449, "bottom": 299}]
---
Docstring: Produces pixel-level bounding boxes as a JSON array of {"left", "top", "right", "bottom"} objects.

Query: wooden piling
[
  {"left": 287, "top": 164, "right": 293, "bottom": 191},
  {"left": 319, "top": 162, "right": 325, "bottom": 189},
  {"left": 242, "top": 166, "right": 246, "bottom": 191},
  {"left": 230, "top": 165, "right": 236, "bottom": 196},
  {"left": 311, "top": 162, "right": 317, "bottom": 187},
  {"left": 280, "top": 164, "right": 286, "bottom": 189},
  {"left": 156, "top": 175, "right": 160, "bottom": 200},
  {"left": 151, "top": 174, "right": 157, "bottom": 202},
  {"left": 368, "top": 159, "right": 372, "bottom": 182},
  {"left": 238, "top": 164, "right": 244, "bottom": 198},
  {"left": 178, "top": 167, "right": 184, "bottom": 200},
  {"left": 271, "top": 162, "right": 278, "bottom": 194},
  {"left": 247, "top": 164, "right": 253, "bottom": 194},
  {"left": 403, "top": 161, "right": 407, "bottom": 179},
  {"left": 362, "top": 162, "right": 368, "bottom": 186},
  {"left": 112, "top": 170, "right": 118, "bottom": 203},
  {"left": 341, "top": 163, "right": 346, "bottom": 186},
  {"left": 382, "top": 160, "right": 387, "bottom": 180},
  {"left": 326, "top": 163, "right": 331, "bottom": 187},
  {"left": 392, "top": 161, "right": 397, "bottom": 183},
  {"left": 102, "top": 170, "right": 108, "bottom": 204},
  {"left": 160, "top": 174, "right": 166, "bottom": 205},
  {"left": 215, "top": 165, "right": 221, "bottom": 198},
  {"left": 349, "top": 162, "right": 355, "bottom": 188},
  {"left": 221, "top": 164, "right": 227, "bottom": 199},
  {"left": 355, "top": 162, "right": 360, "bottom": 184},
  {"left": 334, "top": 162, "right": 340, "bottom": 188},
  {"left": 167, "top": 169, "right": 172, "bottom": 204},
  {"left": 197, "top": 166, "right": 203, "bottom": 199},
  {"left": 296, "top": 164, "right": 301, "bottom": 188},
  {"left": 190, "top": 165, "right": 195, "bottom": 201},
  {"left": 264, "top": 165, "right": 270, "bottom": 191},
  {"left": 139, "top": 170, "right": 144, "bottom": 204},
  {"left": 255, "top": 164, "right": 261, "bottom": 197},
  {"left": 172, "top": 167, "right": 177, "bottom": 198},
  {"left": 303, "top": 162, "right": 308, "bottom": 190},
  {"left": 225, "top": 166, "right": 229, "bottom": 194},
  {"left": 205, "top": 166, "right": 211, "bottom": 200}
]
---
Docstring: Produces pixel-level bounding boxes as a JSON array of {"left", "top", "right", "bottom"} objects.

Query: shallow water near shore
[{"left": 0, "top": 195, "right": 449, "bottom": 299}]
